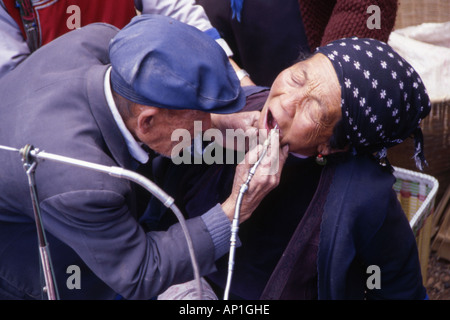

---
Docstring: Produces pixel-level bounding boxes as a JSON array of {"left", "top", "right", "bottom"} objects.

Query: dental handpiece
[
  {"left": 224, "top": 124, "right": 279, "bottom": 300},
  {"left": 241, "top": 124, "right": 279, "bottom": 193}
]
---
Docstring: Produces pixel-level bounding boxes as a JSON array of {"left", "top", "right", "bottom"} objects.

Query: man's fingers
[{"left": 244, "top": 144, "right": 264, "bottom": 168}]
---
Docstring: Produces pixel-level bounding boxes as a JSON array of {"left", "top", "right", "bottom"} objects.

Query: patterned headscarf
[{"left": 316, "top": 37, "right": 431, "bottom": 170}]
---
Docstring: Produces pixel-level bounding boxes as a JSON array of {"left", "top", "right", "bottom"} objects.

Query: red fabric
[
  {"left": 4, "top": 0, "right": 136, "bottom": 47},
  {"left": 298, "top": 0, "right": 398, "bottom": 51},
  {"left": 3, "top": 0, "right": 25, "bottom": 37}
]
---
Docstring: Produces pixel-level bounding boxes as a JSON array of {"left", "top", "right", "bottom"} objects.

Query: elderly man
[{"left": 0, "top": 14, "right": 287, "bottom": 300}]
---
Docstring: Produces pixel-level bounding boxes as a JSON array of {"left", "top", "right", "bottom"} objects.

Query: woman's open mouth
[
  {"left": 264, "top": 108, "right": 286, "bottom": 146},
  {"left": 266, "top": 109, "right": 278, "bottom": 131}
]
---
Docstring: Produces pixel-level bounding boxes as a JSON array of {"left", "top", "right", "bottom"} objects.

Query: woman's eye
[
  {"left": 290, "top": 69, "right": 307, "bottom": 87},
  {"left": 291, "top": 75, "right": 304, "bottom": 87}
]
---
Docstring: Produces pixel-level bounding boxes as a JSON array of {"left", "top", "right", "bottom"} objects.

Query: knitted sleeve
[
  {"left": 299, "top": 0, "right": 398, "bottom": 51},
  {"left": 322, "top": 0, "right": 398, "bottom": 45}
]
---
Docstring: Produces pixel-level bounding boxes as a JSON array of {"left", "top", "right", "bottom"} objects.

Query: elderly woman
[{"left": 150, "top": 37, "right": 431, "bottom": 300}]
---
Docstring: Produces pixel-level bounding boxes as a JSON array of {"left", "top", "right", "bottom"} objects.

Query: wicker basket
[
  {"left": 395, "top": 0, "right": 450, "bottom": 30},
  {"left": 393, "top": 166, "right": 439, "bottom": 284}
]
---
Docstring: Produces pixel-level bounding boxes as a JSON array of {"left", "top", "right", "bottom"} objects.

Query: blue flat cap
[{"left": 109, "top": 14, "right": 245, "bottom": 114}]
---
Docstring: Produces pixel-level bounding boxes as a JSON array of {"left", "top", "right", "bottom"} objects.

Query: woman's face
[{"left": 258, "top": 53, "right": 342, "bottom": 157}]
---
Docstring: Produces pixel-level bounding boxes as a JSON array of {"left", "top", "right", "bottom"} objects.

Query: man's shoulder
[
  {"left": 71, "top": 22, "right": 120, "bottom": 37},
  {"left": 14, "top": 23, "right": 118, "bottom": 83},
  {"left": 49, "top": 23, "right": 119, "bottom": 54}
]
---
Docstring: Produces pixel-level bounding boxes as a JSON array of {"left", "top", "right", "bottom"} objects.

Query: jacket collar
[{"left": 86, "top": 64, "right": 137, "bottom": 170}]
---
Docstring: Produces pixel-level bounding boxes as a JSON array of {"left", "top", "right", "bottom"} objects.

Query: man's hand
[
  {"left": 211, "top": 111, "right": 260, "bottom": 132},
  {"left": 210, "top": 111, "right": 260, "bottom": 152},
  {"left": 221, "top": 131, "right": 289, "bottom": 223}
]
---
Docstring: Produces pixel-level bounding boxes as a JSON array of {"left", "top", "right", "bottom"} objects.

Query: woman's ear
[
  {"left": 317, "top": 142, "right": 349, "bottom": 156},
  {"left": 317, "top": 143, "right": 332, "bottom": 156}
]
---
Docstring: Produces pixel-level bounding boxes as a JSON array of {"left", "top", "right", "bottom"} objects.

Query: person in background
[
  {"left": 196, "top": 0, "right": 398, "bottom": 86},
  {"left": 0, "top": 0, "right": 235, "bottom": 78}
]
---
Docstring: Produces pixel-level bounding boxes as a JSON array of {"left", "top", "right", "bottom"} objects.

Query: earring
[{"left": 315, "top": 154, "right": 327, "bottom": 166}]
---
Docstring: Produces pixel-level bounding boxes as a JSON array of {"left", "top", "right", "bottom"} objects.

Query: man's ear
[{"left": 136, "top": 106, "right": 159, "bottom": 135}]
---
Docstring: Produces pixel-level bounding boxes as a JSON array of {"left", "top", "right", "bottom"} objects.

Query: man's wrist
[
  {"left": 235, "top": 69, "right": 250, "bottom": 81},
  {"left": 201, "top": 203, "right": 234, "bottom": 259}
]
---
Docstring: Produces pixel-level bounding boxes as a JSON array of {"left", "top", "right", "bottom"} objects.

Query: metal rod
[
  {"left": 29, "top": 149, "right": 175, "bottom": 208},
  {"left": 0, "top": 145, "right": 20, "bottom": 153},
  {"left": 22, "top": 146, "right": 59, "bottom": 300}
]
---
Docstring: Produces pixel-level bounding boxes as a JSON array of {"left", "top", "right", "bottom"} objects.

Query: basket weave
[
  {"left": 393, "top": 166, "right": 439, "bottom": 284},
  {"left": 395, "top": 0, "right": 450, "bottom": 30}
]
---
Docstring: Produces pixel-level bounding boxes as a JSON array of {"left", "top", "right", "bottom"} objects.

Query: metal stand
[
  {"left": 17, "top": 144, "right": 203, "bottom": 299},
  {"left": 21, "top": 145, "right": 59, "bottom": 300}
]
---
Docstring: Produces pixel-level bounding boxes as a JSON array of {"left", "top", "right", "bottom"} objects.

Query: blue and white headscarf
[{"left": 316, "top": 37, "right": 431, "bottom": 170}]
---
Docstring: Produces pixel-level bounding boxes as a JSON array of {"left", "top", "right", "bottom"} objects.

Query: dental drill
[
  {"left": 223, "top": 124, "right": 279, "bottom": 300},
  {"left": 0, "top": 144, "right": 203, "bottom": 300}
]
